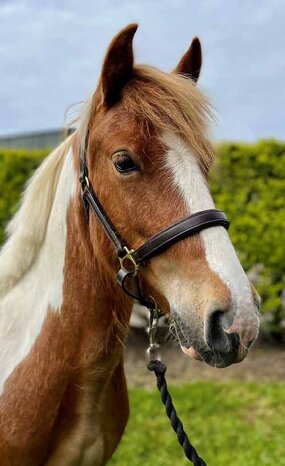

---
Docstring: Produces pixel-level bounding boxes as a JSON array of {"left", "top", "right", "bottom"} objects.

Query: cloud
[{"left": 0, "top": 0, "right": 284, "bottom": 140}]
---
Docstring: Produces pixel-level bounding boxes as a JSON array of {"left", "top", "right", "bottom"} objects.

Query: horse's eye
[{"left": 112, "top": 152, "right": 139, "bottom": 174}]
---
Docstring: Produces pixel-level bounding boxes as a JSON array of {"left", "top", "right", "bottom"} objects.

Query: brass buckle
[
  {"left": 119, "top": 246, "right": 140, "bottom": 277},
  {"left": 80, "top": 176, "right": 90, "bottom": 195}
]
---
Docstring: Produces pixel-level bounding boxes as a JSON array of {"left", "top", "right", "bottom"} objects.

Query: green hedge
[
  {"left": 0, "top": 149, "right": 49, "bottom": 244},
  {"left": 0, "top": 142, "right": 284, "bottom": 338}
]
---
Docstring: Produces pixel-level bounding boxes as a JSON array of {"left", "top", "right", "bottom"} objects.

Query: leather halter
[{"left": 79, "top": 133, "right": 230, "bottom": 309}]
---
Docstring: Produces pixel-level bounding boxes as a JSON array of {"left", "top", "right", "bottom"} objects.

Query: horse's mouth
[
  {"left": 182, "top": 346, "right": 203, "bottom": 361},
  {"left": 181, "top": 343, "right": 246, "bottom": 368}
]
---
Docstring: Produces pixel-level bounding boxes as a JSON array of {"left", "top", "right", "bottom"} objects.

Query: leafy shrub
[
  {"left": 0, "top": 142, "right": 284, "bottom": 338},
  {"left": 0, "top": 149, "right": 48, "bottom": 244}
]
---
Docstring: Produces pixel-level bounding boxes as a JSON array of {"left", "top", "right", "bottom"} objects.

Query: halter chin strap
[{"left": 79, "top": 135, "right": 230, "bottom": 309}]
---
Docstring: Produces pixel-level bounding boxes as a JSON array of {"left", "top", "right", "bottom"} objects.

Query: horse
[{"left": 0, "top": 24, "right": 260, "bottom": 465}]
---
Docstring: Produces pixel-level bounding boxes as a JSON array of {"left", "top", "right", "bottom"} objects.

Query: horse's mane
[{"left": 0, "top": 135, "right": 74, "bottom": 296}]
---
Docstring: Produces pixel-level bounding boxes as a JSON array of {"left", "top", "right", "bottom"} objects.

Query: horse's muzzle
[{"left": 172, "top": 311, "right": 255, "bottom": 368}]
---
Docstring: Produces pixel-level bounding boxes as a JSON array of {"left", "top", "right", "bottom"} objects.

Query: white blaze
[{"left": 163, "top": 131, "right": 258, "bottom": 338}]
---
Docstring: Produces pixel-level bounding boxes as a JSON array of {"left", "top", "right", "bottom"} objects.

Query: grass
[{"left": 109, "top": 381, "right": 285, "bottom": 466}]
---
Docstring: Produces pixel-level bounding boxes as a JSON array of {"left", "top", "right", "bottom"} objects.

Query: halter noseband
[{"left": 79, "top": 134, "right": 230, "bottom": 309}]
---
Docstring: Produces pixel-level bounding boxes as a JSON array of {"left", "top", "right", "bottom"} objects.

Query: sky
[{"left": 0, "top": 0, "right": 284, "bottom": 141}]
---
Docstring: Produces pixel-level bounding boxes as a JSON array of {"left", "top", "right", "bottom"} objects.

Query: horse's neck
[
  {"left": 0, "top": 140, "right": 132, "bottom": 393},
  {"left": 62, "top": 186, "right": 132, "bottom": 366}
]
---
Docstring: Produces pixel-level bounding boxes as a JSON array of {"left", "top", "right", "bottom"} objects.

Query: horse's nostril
[
  {"left": 205, "top": 311, "right": 225, "bottom": 352},
  {"left": 205, "top": 310, "right": 239, "bottom": 354}
]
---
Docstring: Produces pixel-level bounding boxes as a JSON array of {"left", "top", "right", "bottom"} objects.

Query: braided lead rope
[{"left": 148, "top": 359, "right": 207, "bottom": 466}]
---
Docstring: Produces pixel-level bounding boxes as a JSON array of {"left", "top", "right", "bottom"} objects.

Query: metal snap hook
[{"left": 146, "top": 297, "right": 161, "bottom": 362}]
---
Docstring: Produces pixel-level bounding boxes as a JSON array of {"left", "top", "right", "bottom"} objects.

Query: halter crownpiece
[{"left": 79, "top": 134, "right": 230, "bottom": 309}]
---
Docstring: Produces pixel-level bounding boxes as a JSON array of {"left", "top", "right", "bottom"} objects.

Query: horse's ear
[
  {"left": 100, "top": 23, "right": 138, "bottom": 106},
  {"left": 174, "top": 37, "right": 202, "bottom": 84}
]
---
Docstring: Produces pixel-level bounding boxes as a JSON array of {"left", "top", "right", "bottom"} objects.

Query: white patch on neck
[
  {"left": 0, "top": 147, "right": 77, "bottom": 392},
  {"left": 163, "top": 131, "right": 256, "bottom": 327}
]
